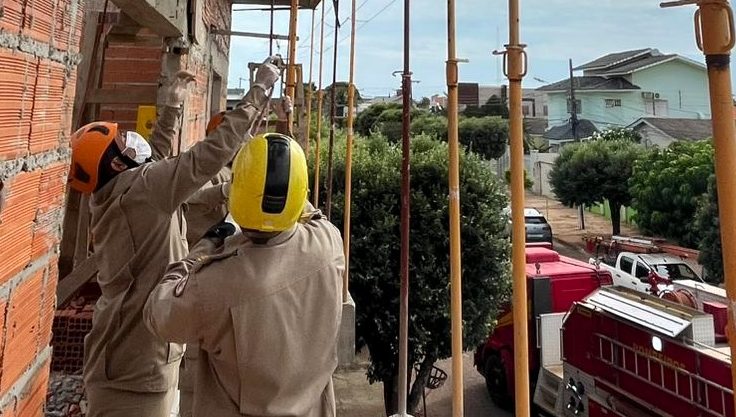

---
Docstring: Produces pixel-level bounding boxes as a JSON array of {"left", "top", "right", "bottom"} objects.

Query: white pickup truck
[{"left": 589, "top": 251, "right": 704, "bottom": 294}]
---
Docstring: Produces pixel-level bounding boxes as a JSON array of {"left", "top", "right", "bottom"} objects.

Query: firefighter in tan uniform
[
  {"left": 144, "top": 133, "right": 345, "bottom": 417},
  {"left": 68, "top": 57, "right": 283, "bottom": 417}
]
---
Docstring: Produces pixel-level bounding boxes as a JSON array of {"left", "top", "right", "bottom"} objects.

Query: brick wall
[
  {"left": 0, "top": 0, "right": 83, "bottom": 414},
  {"left": 99, "top": 30, "right": 163, "bottom": 132}
]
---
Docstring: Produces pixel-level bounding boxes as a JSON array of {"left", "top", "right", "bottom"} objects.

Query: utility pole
[
  {"left": 568, "top": 58, "right": 578, "bottom": 141},
  {"left": 569, "top": 58, "right": 585, "bottom": 229}
]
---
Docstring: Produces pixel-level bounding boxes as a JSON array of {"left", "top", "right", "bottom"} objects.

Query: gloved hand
[
  {"left": 271, "top": 95, "right": 293, "bottom": 120},
  {"left": 253, "top": 56, "right": 282, "bottom": 92},
  {"left": 162, "top": 70, "right": 196, "bottom": 108}
]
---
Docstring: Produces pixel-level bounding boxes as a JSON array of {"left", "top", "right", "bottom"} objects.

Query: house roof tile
[
  {"left": 536, "top": 76, "right": 640, "bottom": 92},
  {"left": 543, "top": 119, "right": 599, "bottom": 141},
  {"left": 574, "top": 49, "right": 653, "bottom": 71},
  {"left": 629, "top": 117, "right": 713, "bottom": 141}
]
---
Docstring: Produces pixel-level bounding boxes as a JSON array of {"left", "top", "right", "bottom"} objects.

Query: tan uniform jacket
[
  {"left": 83, "top": 92, "right": 267, "bottom": 393},
  {"left": 149, "top": 108, "right": 233, "bottom": 246},
  {"left": 143, "top": 204, "right": 345, "bottom": 416}
]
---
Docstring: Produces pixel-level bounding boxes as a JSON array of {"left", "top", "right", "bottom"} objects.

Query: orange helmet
[
  {"left": 206, "top": 111, "right": 227, "bottom": 135},
  {"left": 68, "top": 121, "right": 118, "bottom": 194}
]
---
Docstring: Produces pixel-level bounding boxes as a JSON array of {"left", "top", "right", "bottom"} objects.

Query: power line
[{"left": 322, "top": 0, "right": 399, "bottom": 54}]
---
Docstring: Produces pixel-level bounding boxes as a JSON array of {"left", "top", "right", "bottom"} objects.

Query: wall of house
[
  {"left": 632, "top": 60, "right": 711, "bottom": 119},
  {"left": 0, "top": 0, "right": 84, "bottom": 414},
  {"left": 546, "top": 90, "right": 641, "bottom": 130}
]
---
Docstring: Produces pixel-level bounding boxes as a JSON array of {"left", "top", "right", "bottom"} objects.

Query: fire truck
[
  {"left": 475, "top": 244, "right": 734, "bottom": 417},
  {"left": 534, "top": 282, "right": 733, "bottom": 417},
  {"left": 473, "top": 246, "right": 613, "bottom": 408}
]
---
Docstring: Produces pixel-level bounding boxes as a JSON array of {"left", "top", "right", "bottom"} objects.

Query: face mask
[{"left": 124, "top": 131, "right": 152, "bottom": 164}]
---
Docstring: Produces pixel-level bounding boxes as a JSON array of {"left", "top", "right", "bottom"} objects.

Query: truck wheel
[{"left": 484, "top": 353, "right": 512, "bottom": 410}]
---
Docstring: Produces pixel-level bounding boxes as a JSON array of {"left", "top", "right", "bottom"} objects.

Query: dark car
[{"left": 504, "top": 207, "right": 553, "bottom": 244}]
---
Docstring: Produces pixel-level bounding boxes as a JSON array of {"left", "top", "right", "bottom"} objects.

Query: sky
[{"left": 228, "top": 0, "right": 717, "bottom": 99}]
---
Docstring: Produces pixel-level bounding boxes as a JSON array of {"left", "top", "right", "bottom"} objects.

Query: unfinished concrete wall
[{"left": 0, "top": 0, "right": 84, "bottom": 414}]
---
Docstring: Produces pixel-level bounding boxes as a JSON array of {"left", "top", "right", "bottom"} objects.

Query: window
[
  {"left": 619, "top": 256, "right": 634, "bottom": 274},
  {"left": 522, "top": 105, "right": 530, "bottom": 116},
  {"left": 543, "top": 105, "right": 548, "bottom": 116},
  {"left": 605, "top": 99, "right": 622, "bottom": 108},
  {"left": 566, "top": 99, "right": 582, "bottom": 114},
  {"left": 645, "top": 100, "right": 669, "bottom": 116},
  {"left": 635, "top": 262, "right": 650, "bottom": 281}
]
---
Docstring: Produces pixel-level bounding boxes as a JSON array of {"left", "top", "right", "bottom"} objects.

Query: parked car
[
  {"left": 589, "top": 251, "right": 704, "bottom": 294},
  {"left": 503, "top": 207, "right": 553, "bottom": 245}
]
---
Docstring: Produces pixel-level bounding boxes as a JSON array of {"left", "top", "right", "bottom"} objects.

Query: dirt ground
[{"left": 334, "top": 193, "right": 640, "bottom": 417}]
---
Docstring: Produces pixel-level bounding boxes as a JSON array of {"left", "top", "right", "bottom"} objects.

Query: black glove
[{"left": 204, "top": 221, "right": 236, "bottom": 241}]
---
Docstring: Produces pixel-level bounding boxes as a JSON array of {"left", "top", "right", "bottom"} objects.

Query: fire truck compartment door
[
  {"left": 538, "top": 312, "right": 565, "bottom": 368},
  {"left": 586, "top": 289, "right": 690, "bottom": 337}
]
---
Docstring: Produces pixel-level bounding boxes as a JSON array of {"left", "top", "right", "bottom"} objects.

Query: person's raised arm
[
  {"left": 137, "top": 57, "right": 282, "bottom": 214},
  {"left": 149, "top": 71, "right": 196, "bottom": 160}
]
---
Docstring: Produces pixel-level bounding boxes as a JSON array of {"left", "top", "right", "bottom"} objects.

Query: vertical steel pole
[
  {"left": 662, "top": 0, "right": 736, "bottom": 408},
  {"left": 342, "top": 0, "right": 357, "bottom": 302},
  {"left": 305, "top": 9, "right": 316, "bottom": 156},
  {"left": 313, "top": 0, "right": 327, "bottom": 207},
  {"left": 445, "top": 0, "right": 463, "bottom": 415},
  {"left": 507, "top": 0, "right": 530, "bottom": 415},
  {"left": 397, "top": 0, "right": 412, "bottom": 413},
  {"left": 286, "top": 0, "right": 299, "bottom": 137},
  {"left": 325, "top": 0, "right": 339, "bottom": 220},
  {"left": 696, "top": 0, "right": 736, "bottom": 409}
]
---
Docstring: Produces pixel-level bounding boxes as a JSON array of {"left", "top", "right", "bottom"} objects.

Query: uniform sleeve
[
  {"left": 144, "top": 260, "right": 204, "bottom": 344},
  {"left": 137, "top": 88, "right": 268, "bottom": 214},
  {"left": 149, "top": 105, "right": 182, "bottom": 160},
  {"left": 183, "top": 183, "right": 228, "bottom": 220}
]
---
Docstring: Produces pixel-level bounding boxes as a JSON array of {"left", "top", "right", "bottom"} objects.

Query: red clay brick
[
  {"left": 0, "top": 171, "right": 42, "bottom": 285},
  {"left": 106, "top": 45, "right": 163, "bottom": 61},
  {"left": 1, "top": 271, "right": 44, "bottom": 396},
  {"left": 0, "top": 0, "right": 26, "bottom": 35},
  {"left": 0, "top": 50, "right": 36, "bottom": 159},
  {"left": 39, "top": 261, "right": 58, "bottom": 347},
  {"left": 30, "top": 61, "right": 65, "bottom": 153},
  {"left": 6, "top": 358, "right": 50, "bottom": 417},
  {"left": 0, "top": 298, "right": 7, "bottom": 369}
]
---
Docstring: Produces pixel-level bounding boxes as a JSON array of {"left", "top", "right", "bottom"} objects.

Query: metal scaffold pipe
[
  {"left": 661, "top": 0, "right": 736, "bottom": 410},
  {"left": 313, "top": 0, "right": 327, "bottom": 207},
  {"left": 305, "top": 9, "right": 316, "bottom": 156},
  {"left": 286, "top": 0, "right": 299, "bottom": 137},
  {"left": 445, "top": 0, "right": 463, "bottom": 415},
  {"left": 325, "top": 0, "right": 339, "bottom": 220},
  {"left": 503, "top": 0, "right": 530, "bottom": 414},
  {"left": 342, "top": 0, "right": 357, "bottom": 302}
]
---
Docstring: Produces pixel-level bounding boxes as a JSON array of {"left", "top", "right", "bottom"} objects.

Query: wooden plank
[
  {"left": 87, "top": 87, "right": 157, "bottom": 104},
  {"left": 109, "top": 0, "right": 184, "bottom": 37},
  {"left": 57, "top": 255, "right": 99, "bottom": 307}
]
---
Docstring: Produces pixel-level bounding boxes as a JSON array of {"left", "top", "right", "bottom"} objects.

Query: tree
[
  {"left": 355, "top": 103, "right": 402, "bottom": 137},
  {"left": 416, "top": 97, "right": 431, "bottom": 108},
  {"left": 462, "top": 94, "right": 509, "bottom": 119},
  {"left": 629, "top": 140, "right": 714, "bottom": 246},
  {"left": 549, "top": 139, "right": 641, "bottom": 235},
  {"left": 694, "top": 174, "right": 723, "bottom": 284},
  {"left": 591, "top": 127, "right": 642, "bottom": 143},
  {"left": 458, "top": 116, "right": 509, "bottom": 160},
  {"left": 310, "top": 133, "right": 511, "bottom": 415},
  {"left": 410, "top": 113, "right": 447, "bottom": 142}
]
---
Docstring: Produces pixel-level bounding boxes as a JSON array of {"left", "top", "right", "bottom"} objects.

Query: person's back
[{"left": 145, "top": 132, "right": 345, "bottom": 417}]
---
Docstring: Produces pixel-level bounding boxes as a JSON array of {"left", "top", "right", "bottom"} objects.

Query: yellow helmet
[{"left": 229, "top": 133, "right": 308, "bottom": 232}]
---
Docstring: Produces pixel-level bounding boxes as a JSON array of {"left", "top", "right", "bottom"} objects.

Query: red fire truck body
[
  {"left": 535, "top": 285, "right": 734, "bottom": 417},
  {"left": 473, "top": 247, "right": 613, "bottom": 407}
]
